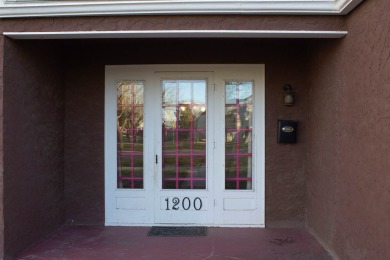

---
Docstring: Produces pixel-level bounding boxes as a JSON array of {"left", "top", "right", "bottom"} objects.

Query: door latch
[{"left": 156, "top": 155, "right": 158, "bottom": 164}]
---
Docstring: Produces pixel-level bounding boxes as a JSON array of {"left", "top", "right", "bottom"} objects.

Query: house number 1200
[{"left": 164, "top": 197, "right": 202, "bottom": 211}]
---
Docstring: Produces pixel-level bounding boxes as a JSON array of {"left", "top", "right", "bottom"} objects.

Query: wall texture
[
  {"left": 63, "top": 45, "right": 105, "bottom": 225},
  {"left": 0, "top": 35, "right": 4, "bottom": 260},
  {"left": 3, "top": 40, "right": 65, "bottom": 258},
  {"left": 1, "top": 15, "right": 345, "bottom": 32},
  {"left": 306, "top": 0, "right": 390, "bottom": 258}
]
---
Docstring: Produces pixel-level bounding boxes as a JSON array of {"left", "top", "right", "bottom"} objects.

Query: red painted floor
[{"left": 17, "top": 225, "right": 332, "bottom": 260}]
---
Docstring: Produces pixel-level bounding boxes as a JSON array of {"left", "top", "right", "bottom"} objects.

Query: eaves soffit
[{"left": 0, "top": 0, "right": 364, "bottom": 18}]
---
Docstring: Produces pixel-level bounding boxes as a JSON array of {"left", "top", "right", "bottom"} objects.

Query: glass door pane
[
  {"left": 162, "top": 80, "right": 207, "bottom": 189},
  {"left": 117, "top": 81, "right": 144, "bottom": 189},
  {"left": 225, "top": 81, "right": 253, "bottom": 190}
]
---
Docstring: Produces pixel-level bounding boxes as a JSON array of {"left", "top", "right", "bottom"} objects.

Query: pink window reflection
[
  {"left": 117, "top": 81, "right": 144, "bottom": 189},
  {"left": 162, "top": 80, "right": 207, "bottom": 189},
  {"left": 225, "top": 82, "right": 253, "bottom": 190}
]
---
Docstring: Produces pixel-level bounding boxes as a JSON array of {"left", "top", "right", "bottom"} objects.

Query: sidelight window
[
  {"left": 225, "top": 81, "right": 253, "bottom": 190},
  {"left": 117, "top": 81, "right": 144, "bottom": 189}
]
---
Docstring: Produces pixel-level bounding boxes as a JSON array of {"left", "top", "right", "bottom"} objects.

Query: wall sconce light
[{"left": 283, "top": 84, "right": 294, "bottom": 106}]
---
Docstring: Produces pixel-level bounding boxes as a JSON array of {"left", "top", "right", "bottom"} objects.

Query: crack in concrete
[{"left": 203, "top": 246, "right": 215, "bottom": 259}]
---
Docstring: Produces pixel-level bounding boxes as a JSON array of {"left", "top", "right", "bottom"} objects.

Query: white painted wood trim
[
  {"left": 3, "top": 30, "right": 348, "bottom": 39},
  {"left": 105, "top": 64, "right": 266, "bottom": 227},
  {"left": 0, "top": 0, "right": 364, "bottom": 18},
  {"left": 336, "top": 0, "right": 364, "bottom": 14}
]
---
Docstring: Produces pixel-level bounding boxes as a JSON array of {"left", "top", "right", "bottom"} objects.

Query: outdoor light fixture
[{"left": 283, "top": 84, "right": 294, "bottom": 106}]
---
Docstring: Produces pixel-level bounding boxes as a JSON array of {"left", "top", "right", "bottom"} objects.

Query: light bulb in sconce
[{"left": 283, "top": 84, "right": 294, "bottom": 106}]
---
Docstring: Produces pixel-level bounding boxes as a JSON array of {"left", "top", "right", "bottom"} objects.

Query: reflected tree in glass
[
  {"left": 225, "top": 81, "right": 253, "bottom": 190},
  {"left": 162, "top": 80, "right": 207, "bottom": 190},
  {"left": 117, "top": 81, "right": 144, "bottom": 189}
]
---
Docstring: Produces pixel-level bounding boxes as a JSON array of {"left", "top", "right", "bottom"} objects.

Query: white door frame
[{"left": 105, "top": 64, "right": 265, "bottom": 227}]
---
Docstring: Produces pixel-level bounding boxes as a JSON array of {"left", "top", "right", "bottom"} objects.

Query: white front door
[{"left": 105, "top": 65, "right": 265, "bottom": 227}]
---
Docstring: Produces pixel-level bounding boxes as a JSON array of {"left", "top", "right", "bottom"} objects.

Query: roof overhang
[
  {"left": 0, "top": 0, "right": 364, "bottom": 18},
  {"left": 4, "top": 30, "right": 348, "bottom": 39}
]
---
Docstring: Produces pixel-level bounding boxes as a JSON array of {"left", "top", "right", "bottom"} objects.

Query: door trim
[{"left": 105, "top": 64, "right": 265, "bottom": 227}]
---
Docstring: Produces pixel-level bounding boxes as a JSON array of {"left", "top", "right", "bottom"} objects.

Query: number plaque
[{"left": 161, "top": 197, "right": 206, "bottom": 211}]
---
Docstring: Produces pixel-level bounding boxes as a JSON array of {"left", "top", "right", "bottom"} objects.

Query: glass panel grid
[
  {"left": 162, "top": 80, "right": 206, "bottom": 190},
  {"left": 225, "top": 81, "right": 253, "bottom": 190},
  {"left": 117, "top": 81, "right": 144, "bottom": 189}
]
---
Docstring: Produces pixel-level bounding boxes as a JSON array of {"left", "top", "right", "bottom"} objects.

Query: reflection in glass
[
  {"left": 117, "top": 81, "right": 144, "bottom": 189},
  {"left": 225, "top": 81, "right": 253, "bottom": 190},
  {"left": 162, "top": 80, "right": 207, "bottom": 189}
]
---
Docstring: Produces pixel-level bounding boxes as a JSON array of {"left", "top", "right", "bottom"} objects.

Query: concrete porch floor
[{"left": 16, "top": 225, "right": 332, "bottom": 260}]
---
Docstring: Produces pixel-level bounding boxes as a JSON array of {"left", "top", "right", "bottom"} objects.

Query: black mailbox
[{"left": 277, "top": 119, "right": 297, "bottom": 143}]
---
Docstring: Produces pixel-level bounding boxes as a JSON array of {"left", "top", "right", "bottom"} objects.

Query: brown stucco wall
[
  {"left": 1, "top": 15, "right": 345, "bottom": 32},
  {"left": 63, "top": 45, "right": 105, "bottom": 225},
  {"left": 2, "top": 39, "right": 65, "bottom": 258},
  {"left": 306, "top": 0, "right": 390, "bottom": 258},
  {"left": 0, "top": 14, "right": 347, "bottom": 257},
  {"left": 0, "top": 36, "right": 4, "bottom": 260}
]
